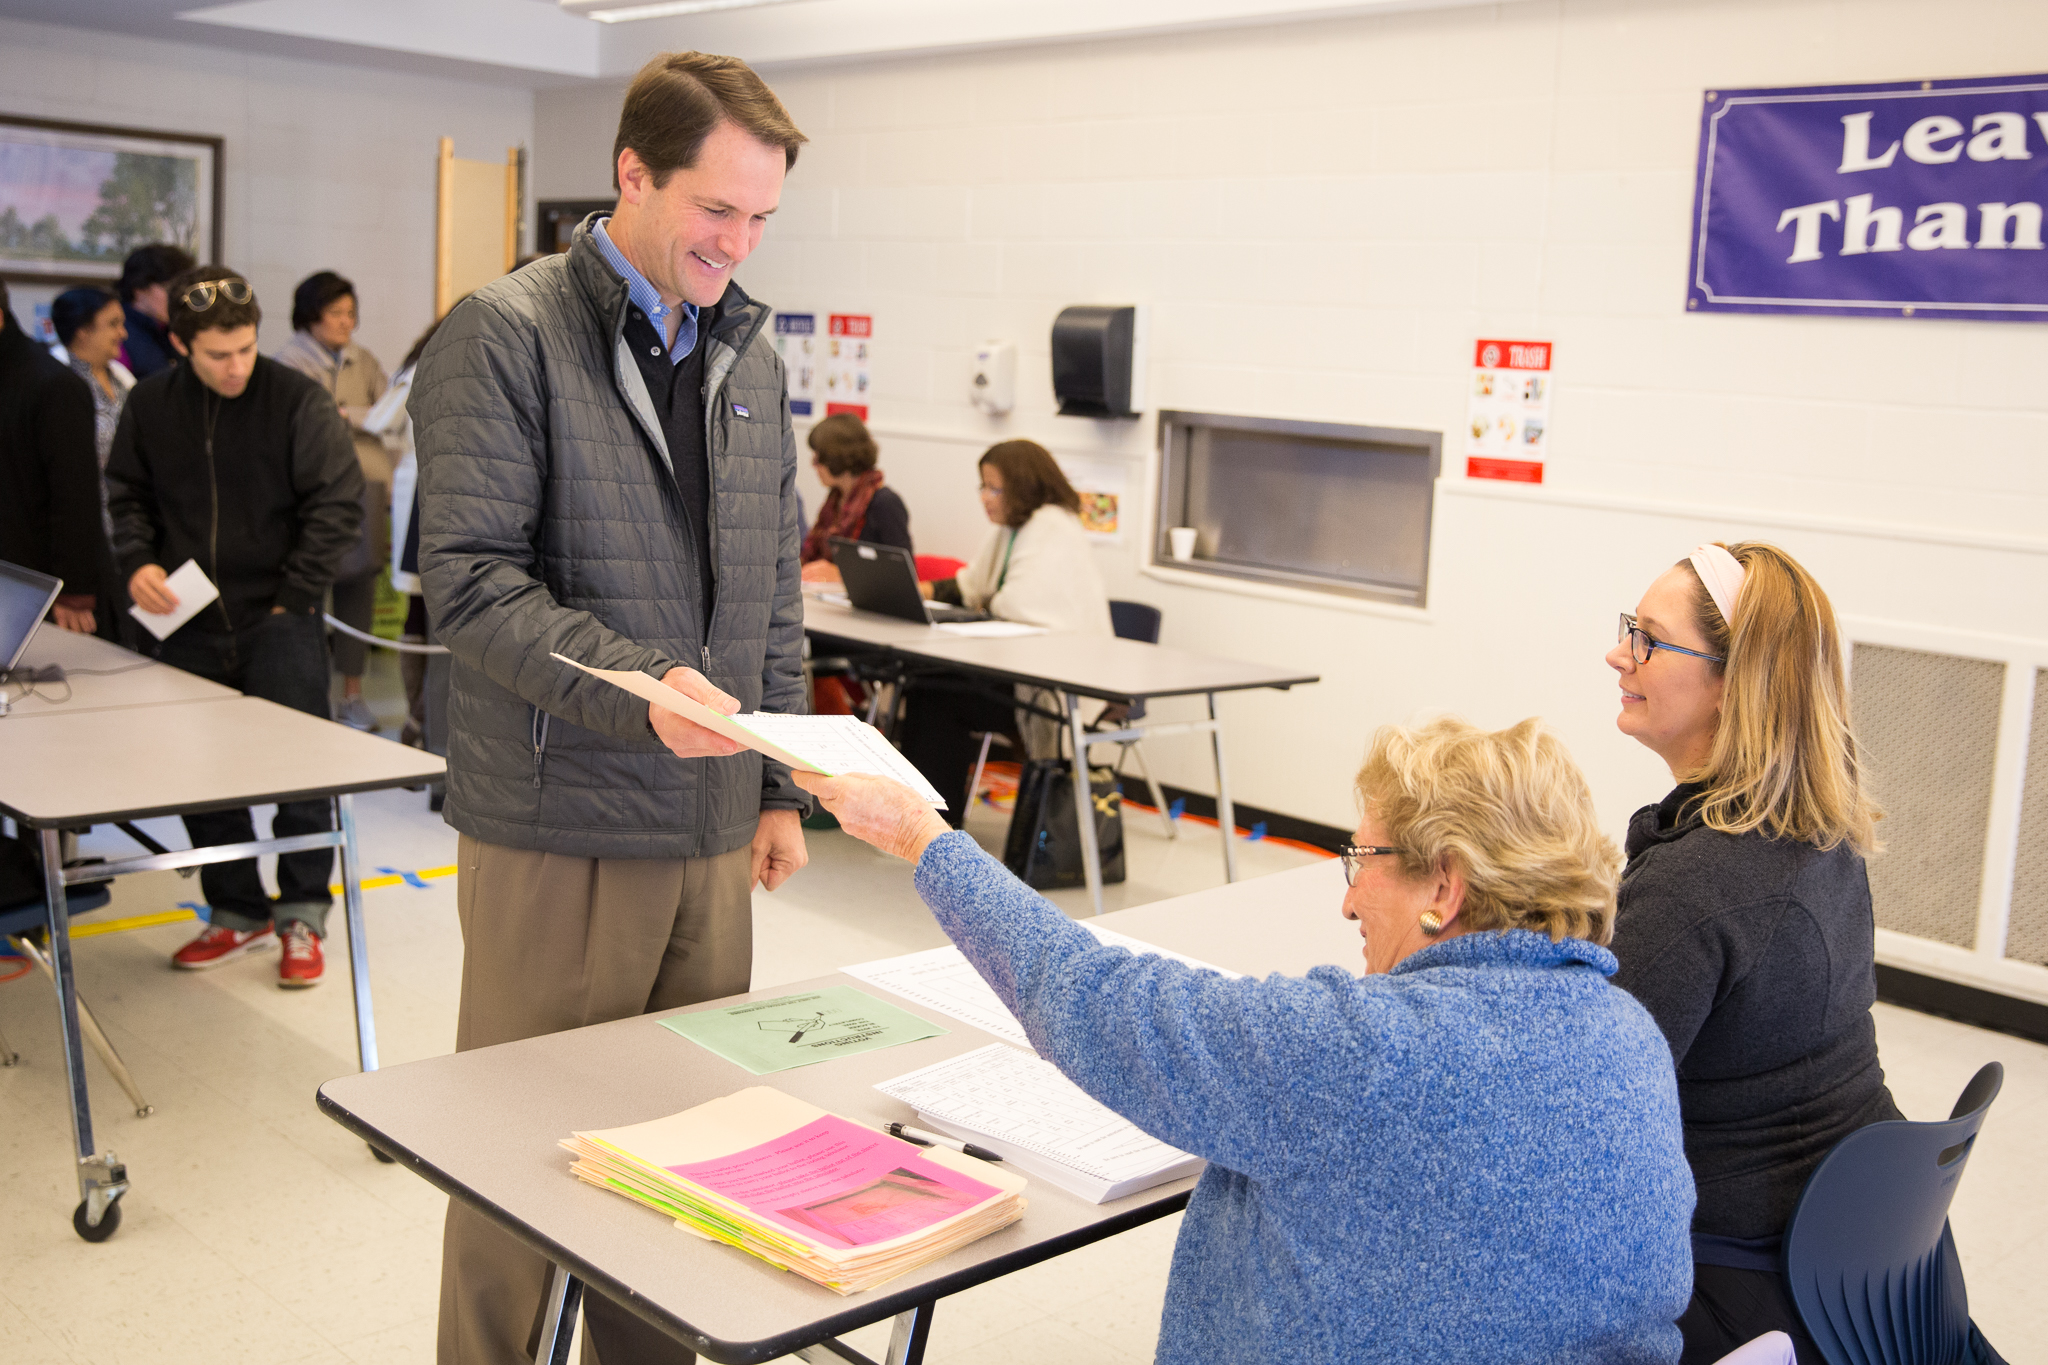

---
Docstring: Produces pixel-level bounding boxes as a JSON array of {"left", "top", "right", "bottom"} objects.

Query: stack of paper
[
  {"left": 876, "top": 1044, "right": 1205, "bottom": 1204},
  {"left": 562, "top": 1087, "right": 1026, "bottom": 1295}
]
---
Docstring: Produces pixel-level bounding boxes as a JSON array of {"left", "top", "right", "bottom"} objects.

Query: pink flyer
[{"left": 668, "top": 1115, "right": 1000, "bottom": 1250}]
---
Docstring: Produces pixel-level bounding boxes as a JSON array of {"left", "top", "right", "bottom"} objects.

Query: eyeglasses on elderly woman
[{"left": 1337, "top": 843, "right": 1401, "bottom": 886}]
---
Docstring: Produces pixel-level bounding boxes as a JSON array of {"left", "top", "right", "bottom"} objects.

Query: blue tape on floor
[{"left": 375, "top": 866, "right": 432, "bottom": 889}]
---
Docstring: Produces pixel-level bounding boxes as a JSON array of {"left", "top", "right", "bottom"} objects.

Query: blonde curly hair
[{"left": 1355, "top": 717, "right": 1621, "bottom": 944}]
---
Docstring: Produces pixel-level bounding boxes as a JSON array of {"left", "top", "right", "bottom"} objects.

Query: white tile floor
[{"left": 2, "top": 702, "right": 2044, "bottom": 1362}]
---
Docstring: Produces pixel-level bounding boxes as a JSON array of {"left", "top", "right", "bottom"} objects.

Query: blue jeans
[{"left": 155, "top": 610, "right": 335, "bottom": 935}]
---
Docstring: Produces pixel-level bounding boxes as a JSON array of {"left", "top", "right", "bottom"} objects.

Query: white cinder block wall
[
  {"left": 562, "top": 0, "right": 2048, "bottom": 846},
  {"left": 0, "top": 15, "right": 533, "bottom": 370}
]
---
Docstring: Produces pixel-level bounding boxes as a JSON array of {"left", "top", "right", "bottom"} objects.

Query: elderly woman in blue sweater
[{"left": 799, "top": 716, "right": 1694, "bottom": 1364}]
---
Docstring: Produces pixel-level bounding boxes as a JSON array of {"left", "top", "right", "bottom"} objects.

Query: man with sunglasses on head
[{"left": 106, "top": 265, "right": 364, "bottom": 988}]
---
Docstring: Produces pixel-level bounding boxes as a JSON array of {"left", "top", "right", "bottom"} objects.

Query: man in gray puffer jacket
[{"left": 414, "top": 51, "right": 811, "bottom": 1365}]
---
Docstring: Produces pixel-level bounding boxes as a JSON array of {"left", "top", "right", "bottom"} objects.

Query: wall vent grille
[
  {"left": 2005, "top": 670, "right": 2048, "bottom": 967},
  {"left": 1852, "top": 644, "right": 2003, "bottom": 950}
]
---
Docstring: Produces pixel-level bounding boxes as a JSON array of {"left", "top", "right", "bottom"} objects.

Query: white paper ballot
[
  {"left": 550, "top": 652, "right": 947, "bottom": 807},
  {"left": 843, "top": 927, "right": 1239, "bottom": 1051},
  {"left": 128, "top": 559, "right": 220, "bottom": 641},
  {"left": 933, "top": 620, "right": 1048, "bottom": 638}
]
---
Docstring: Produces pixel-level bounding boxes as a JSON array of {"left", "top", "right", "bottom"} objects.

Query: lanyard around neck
[{"left": 995, "top": 528, "right": 1017, "bottom": 592}]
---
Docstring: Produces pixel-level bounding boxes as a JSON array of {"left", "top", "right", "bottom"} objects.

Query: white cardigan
[{"left": 957, "top": 504, "right": 1113, "bottom": 636}]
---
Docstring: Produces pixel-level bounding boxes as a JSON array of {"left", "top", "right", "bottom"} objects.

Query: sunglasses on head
[{"left": 179, "top": 279, "right": 253, "bottom": 313}]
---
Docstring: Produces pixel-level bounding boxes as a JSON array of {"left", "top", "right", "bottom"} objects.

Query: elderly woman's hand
[{"left": 793, "top": 771, "right": 951, "bottom": 864}]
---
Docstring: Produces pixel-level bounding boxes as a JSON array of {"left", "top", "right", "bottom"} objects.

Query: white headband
[{"left": 1689, "top": 543, "right": 1746, "bottom": 625}]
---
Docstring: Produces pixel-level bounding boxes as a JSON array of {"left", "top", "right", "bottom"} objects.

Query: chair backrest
[
  {"left": 1108, "top": 599, "right": 1162, "bottom": 644},
  {"left": 1783, "top": 1062, "right": 2003, "bottom": 1365}
]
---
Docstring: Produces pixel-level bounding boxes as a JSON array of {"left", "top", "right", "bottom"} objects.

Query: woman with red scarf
[{"left": 799, "top": 413, "right": 911, "bottom": 581}]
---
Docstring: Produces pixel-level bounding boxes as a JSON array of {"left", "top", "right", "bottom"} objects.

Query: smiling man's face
[{"left": 611, "top": 119, "right": 785, "bottom": 313}]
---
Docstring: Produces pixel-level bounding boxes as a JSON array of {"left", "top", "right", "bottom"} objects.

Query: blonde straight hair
[{"left": 1682, "top": 541, "right": 1880, "bottom": 854}]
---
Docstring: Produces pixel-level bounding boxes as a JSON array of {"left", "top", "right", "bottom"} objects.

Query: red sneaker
[
  {"left": 171, "top": 923, "right": 275, "bottom": 970},
  {"left": 278, "top": 922, "right": 324, "bottom": 989}
]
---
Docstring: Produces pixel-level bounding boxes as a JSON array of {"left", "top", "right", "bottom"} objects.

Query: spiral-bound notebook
[{"left": 875, "top": 1043, "right": 1203, "bottom": 1204}]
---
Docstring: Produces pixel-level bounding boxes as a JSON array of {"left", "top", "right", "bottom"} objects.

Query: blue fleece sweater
[{"left": 914, "top": 832, "right": 1694, "bottom": 1365}]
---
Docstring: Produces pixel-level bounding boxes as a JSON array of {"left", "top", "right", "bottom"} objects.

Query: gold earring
[{"left": 1418, "top": 910, "right": 1443, "bottom": 936}]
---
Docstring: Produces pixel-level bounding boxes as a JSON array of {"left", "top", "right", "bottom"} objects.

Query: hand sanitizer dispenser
[{"left": 970, "top": 340, "right": 1016, "bottom": 416}]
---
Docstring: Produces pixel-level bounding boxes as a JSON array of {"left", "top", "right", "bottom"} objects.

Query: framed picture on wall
[{"left": 0, "top": 114, "right": 223, "bottom": 288}]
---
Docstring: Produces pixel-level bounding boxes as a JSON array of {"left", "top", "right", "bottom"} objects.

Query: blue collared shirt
[{"left": 592, "top": 215, "right": 699, "bottom": 365}]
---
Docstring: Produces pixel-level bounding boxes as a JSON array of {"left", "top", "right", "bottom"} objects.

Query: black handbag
[{"left": 1001, "top": 757, "right": 1126, "bottom": 890}]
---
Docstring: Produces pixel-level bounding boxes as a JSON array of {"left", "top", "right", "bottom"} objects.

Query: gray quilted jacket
[{"left": 413, "top": 215, "right": 806, "bottom": 860}]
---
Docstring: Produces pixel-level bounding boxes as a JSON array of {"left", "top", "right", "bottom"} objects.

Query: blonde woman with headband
[{"left": 1606, "top": 543, "right": 1999, "bottom": 1365}]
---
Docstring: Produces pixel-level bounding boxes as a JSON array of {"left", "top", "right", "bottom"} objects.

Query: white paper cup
[{"left": 1168, "top": 527, "right": 1198, "bottom": 561}]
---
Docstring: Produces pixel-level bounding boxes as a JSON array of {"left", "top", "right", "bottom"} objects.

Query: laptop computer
[
  {"left": 0, "top": 559, "right": 62, "bottom": 673},
  {"left": 829, "top": 538, "right": 989, "bottom": 625}
]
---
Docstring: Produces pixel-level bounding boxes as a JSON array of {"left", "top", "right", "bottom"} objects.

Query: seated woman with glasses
[
  {"left": 797, "top": 717, "right": 1694, "bottom": 1364},
  {"left": 1605, "top": 543, "right": 1944, "bottom": 1364},
  {"left": 897, "top": 439, "right": 1113, "bottom": 822}
]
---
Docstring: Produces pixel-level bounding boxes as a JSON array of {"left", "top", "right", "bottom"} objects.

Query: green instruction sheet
[{"left": 660, "top": 985, "right": 947, "bottom": 1075}]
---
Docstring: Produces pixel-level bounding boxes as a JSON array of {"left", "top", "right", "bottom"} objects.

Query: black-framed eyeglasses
[
  {"left": 179, "top": 279, "right": 252, "bottom": 313},
  {"left": 1338, "top": 843, "right": 1402, "bottom": 886},
  {"left": 1618, "top": 612, "right": 1724, "bottom": 667}
]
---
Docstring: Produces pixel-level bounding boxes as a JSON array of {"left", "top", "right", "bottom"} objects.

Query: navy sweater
[
  {"left": 915, "top": 832, "right": 1694, "bottom": 1365},
  {"left": 1611, "top": 784, "right": 1901, "bottom": 1242}
]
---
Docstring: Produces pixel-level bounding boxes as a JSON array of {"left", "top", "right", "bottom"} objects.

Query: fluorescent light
[{"left": 561, "top": 0, "right": 814, "bottom": 23}]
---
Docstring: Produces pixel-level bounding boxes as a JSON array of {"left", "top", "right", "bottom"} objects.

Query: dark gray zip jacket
[{"left": 413, "top": 217, "right": 806, "bottom": 860}]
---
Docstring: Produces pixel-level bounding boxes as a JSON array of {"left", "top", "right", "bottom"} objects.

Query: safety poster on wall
[
  {"left": 824, "top": 314, "right": 872, "bottom": 420},
  {"left": 1465, "top": 338, "right": 1552, "bottom": 484},
  {"left": 772, "top": 312, "right": 817, "bottom": 416}
]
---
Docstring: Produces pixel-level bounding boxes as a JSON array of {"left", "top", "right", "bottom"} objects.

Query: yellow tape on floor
[{"left": 63, "top": 864, "right": 460, "bottom": 940}]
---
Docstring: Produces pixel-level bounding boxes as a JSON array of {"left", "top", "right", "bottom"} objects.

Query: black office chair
[
  {"left": 1782, "top": 1062, "right": 2006, "bottom": 1365},
  {"left": 1091, "top": 601, "right": 1176, "bottom": 841}
]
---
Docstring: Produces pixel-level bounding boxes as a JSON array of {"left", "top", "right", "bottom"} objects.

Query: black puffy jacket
[{"left": 414, "top": 216, "right": 806, "bottom": 861}]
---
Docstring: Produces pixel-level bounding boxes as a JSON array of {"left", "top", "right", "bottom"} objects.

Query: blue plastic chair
[{"left": 1783, "top": 1062, "right": 2004, "bottom": 1365}]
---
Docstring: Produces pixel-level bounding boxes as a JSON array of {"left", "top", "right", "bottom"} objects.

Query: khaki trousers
[{"left": 437, "top": 833, "right": 754, "bottom": 1365}]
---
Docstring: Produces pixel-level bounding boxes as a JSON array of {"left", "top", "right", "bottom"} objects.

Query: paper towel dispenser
[{"left": 1051, "top": 305, "right": 1144, "bottom": 419}]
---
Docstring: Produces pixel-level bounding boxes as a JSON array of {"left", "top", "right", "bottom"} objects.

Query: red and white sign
[
  {"left": 824, "top": 313, "right": 873, "bottom": 421},
  {"left": 1465, "top": 337, "right": 1551, "bottom": 483}
]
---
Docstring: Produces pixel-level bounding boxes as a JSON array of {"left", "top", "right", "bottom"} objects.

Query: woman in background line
[
  {"left": 800, "top": 716, "right": 1695, "bottom": 1365},
  {"left": 1604, "top": 542, "right": 2001, "bottom": 1364},
  {"left": 799, "top": 411, "right": 911, "bottom": 582},
  {"left": 50, "top": 286, "right": 135, "bottom": 640},
  {"left": 899, "top": 439, "right": 1113, "bottom": 822},
  {"left": 276, "top": 270, "right": 390, "bottom": 731}
]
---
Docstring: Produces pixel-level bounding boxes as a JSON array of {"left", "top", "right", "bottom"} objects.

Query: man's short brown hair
[
  {"left": 166, "top": 265, "right": 261, "bottom": 345},
  {"left": 613, "top": 51, "right": 807, "bottom": 190}
]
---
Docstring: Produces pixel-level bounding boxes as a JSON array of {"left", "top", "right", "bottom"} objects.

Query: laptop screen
[{"left": 0, "top": 560, "right": 62, "bottom": 671}]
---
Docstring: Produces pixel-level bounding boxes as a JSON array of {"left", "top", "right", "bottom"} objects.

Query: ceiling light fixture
[{"left": 560, "top": 0, "right": 812, "bottom": 23}]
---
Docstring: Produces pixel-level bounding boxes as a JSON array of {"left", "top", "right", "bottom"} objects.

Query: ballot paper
[
  {"left": 932, "top": 620, "right": 1048, "bottom": 638},
  {"left": 551, "top": 653, "right": 945, "bottom": 806},
  {"left": 876, "top": 1043, "right": 1204, "bottom": 1204},
  {"left": 842, "top": 925, "right": 1239, "bottom": 1052},
  {"left": 128, "top": 559, "right": 220, "bottom": 641}
]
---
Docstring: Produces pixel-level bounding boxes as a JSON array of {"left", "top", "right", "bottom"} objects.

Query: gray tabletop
[
  {"left": 0, "top": 694, "right": 447, "bottom": 828},
  {"left": 7, "top": 629, "right": 238, "bottom": 715},
  {"left": 318, "top": 858, "right": 1354, "bottom": 1362},
  {"left": 801, "top": 599, "right": 1319, "bottom": 703}
]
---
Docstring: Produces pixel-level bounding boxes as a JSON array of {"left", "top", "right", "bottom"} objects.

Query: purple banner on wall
[{"left": 1688, "top": 74, "right": 2048, "bottom": 322}]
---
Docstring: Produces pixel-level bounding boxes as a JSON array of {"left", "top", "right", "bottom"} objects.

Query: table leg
[
  {"left": 1208, "top": 694, "right": 1238, "bottom": 884},
  {"left": 1066, "top": 692, "right": 1106, "bottom": 916},
  {"left": 41, "top": 827, "right": 127, "bottom": 1240},
  {"left": 884, "top": 1301, "right": 936, "bottom": 1365},
  {"left": 335, "top": 793, "right": 380, "bottom": 1073},
  {"left": 534, "top": 1262, "right": 582, "bottom": 1365}
]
